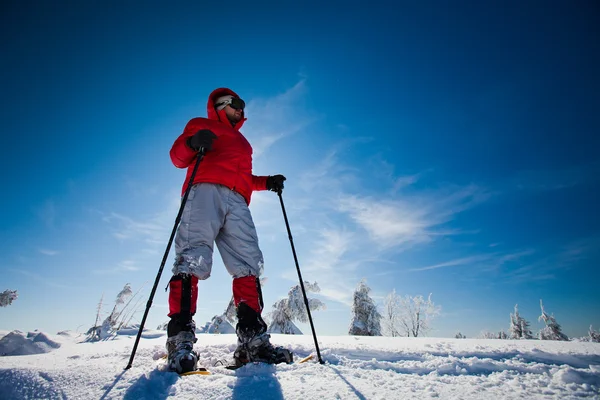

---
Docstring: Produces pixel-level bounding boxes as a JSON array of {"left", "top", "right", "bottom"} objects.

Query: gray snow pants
[{"left": 172, "top": 183, "right": 264, "bottom": 280}]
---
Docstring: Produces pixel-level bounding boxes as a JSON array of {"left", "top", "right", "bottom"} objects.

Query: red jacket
[{"left": 170, "top": 88, "right": 268, "bottom": 204}]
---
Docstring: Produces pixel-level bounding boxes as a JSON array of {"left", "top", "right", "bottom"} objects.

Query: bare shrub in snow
[{"left": 86, "top": 284, "right": 143, "bottom": 341}]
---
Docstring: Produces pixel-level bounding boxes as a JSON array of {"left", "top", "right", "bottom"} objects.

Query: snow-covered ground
[{"left": 0, "top": 329, "right": 599, "bottom": 399}]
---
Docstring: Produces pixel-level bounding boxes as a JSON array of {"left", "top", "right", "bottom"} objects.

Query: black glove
[
  {"left": 266, "top": 174, "right": 286, "bottom": 192},
  {"left": 187, "top": 129, "right": 217, "bottom": 152}
]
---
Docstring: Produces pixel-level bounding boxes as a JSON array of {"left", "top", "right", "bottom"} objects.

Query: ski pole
[
  {"left": 277, "top": 190, "right": 324, "bottom": 364},
  {"left": 125, "top": 149, "right": 206, "bottom": 370}
]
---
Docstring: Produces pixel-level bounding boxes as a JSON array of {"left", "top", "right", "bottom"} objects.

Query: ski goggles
[{"left": 215, "top": 97, "right": 245, "bottom": 111}]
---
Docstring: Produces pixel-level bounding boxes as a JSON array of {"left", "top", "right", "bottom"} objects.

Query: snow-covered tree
[
  {"left": 455, "top": 332, "right": 466, "bottom": 339},
  {"left": 479, "top": 331, "right": 496, "bottom": 339},
  {"left": 224, "top": 296, "right": 237, "bottom": 325},
  {"left": 0, "top": 290, "right": 18, "bottom": 307},
  {"left": 381, "top": 289, "right": 401, "bottom": 337},
  {"left": 349, "top": 279, "right": 381, "bottom": 336},
  {"left": 397, "top": 293, "right": 440, "bottom": 337},
  {"left": 538, "top": 300, "right": 568, "bottom": 341},
  {"left": 199, "top": 315, "right": 235, "bottom": 334},
  {"left": 509, "top": 304, "right": 533, "bottom": 339},
  {"left": 497, "top": 331, "right": 508, "bottom": 339},
  {"left": 588, "top": 325, "right": 600, "bottom": 343},
  {"left": 267, "top": 281, "right": 326, "bottom": 334}
]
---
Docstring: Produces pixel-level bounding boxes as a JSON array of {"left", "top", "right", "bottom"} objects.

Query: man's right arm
[{"left": 169, "top": 119, "right": 203, "bottom": 168}]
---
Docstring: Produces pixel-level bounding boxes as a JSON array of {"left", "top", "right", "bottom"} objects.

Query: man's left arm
[
  {"left": 252, "top": 174, "right": 286, "bottom": 192},
  {"left": 251, "top": 175, "right": 269, "bottom": 191}
]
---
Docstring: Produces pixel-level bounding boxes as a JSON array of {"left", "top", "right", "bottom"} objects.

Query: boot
[
  {"left": 166, "top": 330, "right": 198, "bottom": 373},
  {"left": 234, "top": 332, "right": 293, "bottom": 366},
  {"left": 233, "top": 303, "right": 293, "bottom": 366}
]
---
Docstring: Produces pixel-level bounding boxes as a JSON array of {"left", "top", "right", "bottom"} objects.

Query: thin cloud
[
  {"left": 38, "top": 249, "right": 59, "bottom": 256},
  {"left": 411, "top": 249, "right": 536, "bottom": 272},
  {"left": 8, "top": 268, "right": 68, "bottom": 289},
  {"left": 243, "top": 80, "right": 318, "bottom": 158},
  {"left": 93, "top": 259, "right": 142, "bottom": 275},
  {"left": 509, "top": 162, "right": 600, "bottom": 193},
  {"left": 99, "top": 187, "right": 181, "bottom": 274},
  {"left": 282, "top": 227, "right": 358, "bottom": 306},
  {"left": 102, "top": 194, "right": 180, "bottom": 245},
  {"left": 504, "top": 236, "right": 600, "bottom": 283},
  {"left": 337, "top": 183, "right": 488, "bottom": 249},
  {"left": 411, "top": 254, "right": 494, "bottom": 271},
  {"left": 35, "top": 200, "right": 56, "bottom": 228}
]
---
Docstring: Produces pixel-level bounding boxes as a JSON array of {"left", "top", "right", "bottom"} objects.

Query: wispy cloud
[
  {"left": 101, "top": 193, "right": 180, "bottom": 245},
  {"left": 97, "top": 188, "right": 181, "bottom": 274},
  {"left": 8, "top": 268, "right": 68, "bottom": 289},
  {"left": 38, "top": 249, "right": 59, "bottom": 256},
  {"left": 410, "top": 254, "right": 494, "bottom": 271},
  {"left": 35, "top": 200, "right": 56, "bottom": 228},
  {"left": 281, "top": 227, "right": 360, "bottom": 306},
  {"left": 243, "top": 80, "right": 318, "bottom": 158},
  {"left": 509, "top": 162, "right": 600, "bottom": 193},
  {"left": 410, "top": 249, "right": 536, "bottom": 273},
  {"left": 92, "top": 259, "right": 143, "bottom": 275},
  {"left": 288, "top": 140, "right": 494, "bottom": 304},
  {"left": 504, "top": 236, "right": 600, "bottom": 283},
  {"left": 337, "top": 183, "right": 489, "bottom": 250}
]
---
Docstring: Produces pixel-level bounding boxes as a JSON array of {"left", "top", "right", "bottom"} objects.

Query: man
[{"left": 166, "top": 87, "right": 292, "bottom": 373}]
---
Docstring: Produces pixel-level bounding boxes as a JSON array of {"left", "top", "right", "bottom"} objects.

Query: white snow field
[{"left": 0, "top": 329, "right": 599, "bottom": 399}]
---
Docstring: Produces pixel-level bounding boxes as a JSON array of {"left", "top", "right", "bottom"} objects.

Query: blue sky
[{"left": 1, "top": 1, "right": 599, "bottom": 339}]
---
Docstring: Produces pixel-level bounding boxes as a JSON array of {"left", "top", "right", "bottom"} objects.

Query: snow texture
[{"left": 0, "top": 329, "right": 599, "bottom": 399}]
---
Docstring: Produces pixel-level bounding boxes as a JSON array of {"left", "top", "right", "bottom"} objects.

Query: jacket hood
[{"left": 207, "top": 87, "right": 246, "bottom": 129}]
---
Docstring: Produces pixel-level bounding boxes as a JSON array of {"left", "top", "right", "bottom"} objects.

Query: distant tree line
[
  {"left": 347, "top": 279, "right": 599, "bottom": 343},
  {"left": 348, "top": 279, "right": 441, "bottom": 338}
]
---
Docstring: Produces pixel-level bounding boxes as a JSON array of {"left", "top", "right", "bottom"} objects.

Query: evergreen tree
[
  {"left": 509, "top": 304, "right": 522, "bottom": 339},
  {"left": 589, "top": 325, "right": 600, "bottom": 343},
  {"left": 509, "top": 304, "right": 533, "bottom": 339},
  {"left": 349, "top": 279, "right": 381, "bottom": 336},
  {"left": 538, "top": 300, "right": 568, "bottom": 341}
]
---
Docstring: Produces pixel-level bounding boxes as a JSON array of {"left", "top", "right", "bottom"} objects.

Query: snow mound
[{"left": 0, "top": 331, "right": 61, "bottom": 356}]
